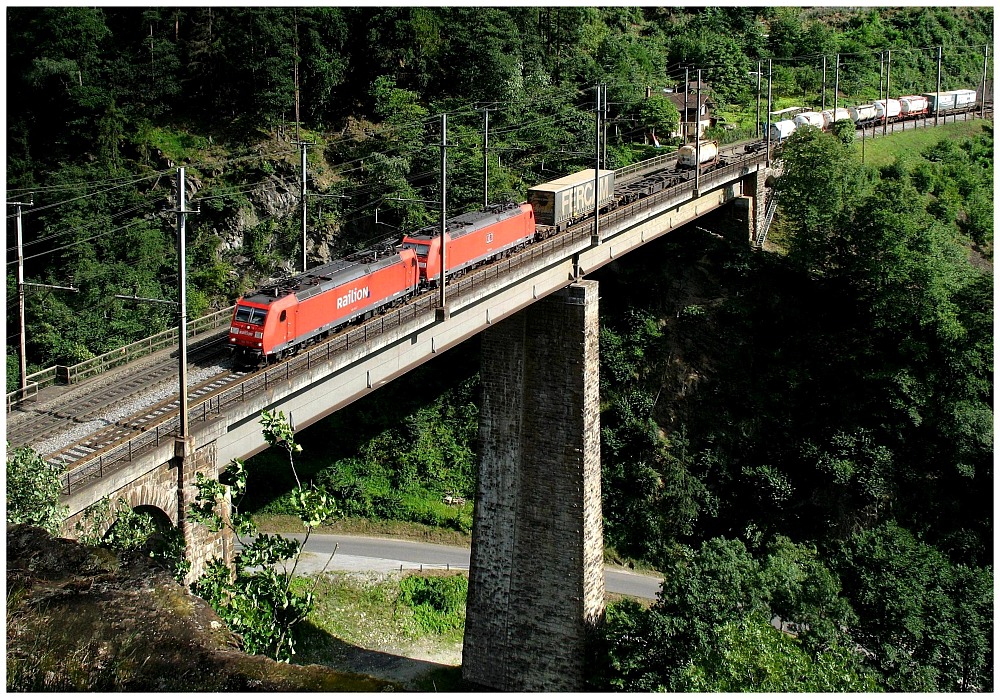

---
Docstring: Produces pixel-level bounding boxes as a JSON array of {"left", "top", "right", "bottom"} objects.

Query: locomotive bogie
[{"left": 527, "top": 169, "right": 615, "bottom": 228}]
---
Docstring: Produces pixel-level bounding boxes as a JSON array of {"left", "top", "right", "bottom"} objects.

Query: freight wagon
[
  {"left": 949, "top": 89, "right": 978, "bottom": 109},
  {"left": 874, "top": 98, "right": 902, "bottom": 120},
  {"left": 899, "top": 95, "right": 929, "bottom": 116},
  {"left": 793, "top": 112, "right": 825, "bottom": 129},
  {"left": 527, "top": 169, "right": 615, "bottom": 230},
  {"left": 923, "top": 91, "right": 957, "bottom": 112},
  {"left": 677, "top": 140, "right": 720, "bottom": 168}
]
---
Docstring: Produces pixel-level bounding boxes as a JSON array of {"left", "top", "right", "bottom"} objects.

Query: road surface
[{"left": 277, "top": 533, "right": 663, "bottom": 600}]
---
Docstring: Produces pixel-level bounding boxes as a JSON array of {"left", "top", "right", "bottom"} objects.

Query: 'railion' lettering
[{"left": 336, "top": 286, "right": 370, "bottom": 309}]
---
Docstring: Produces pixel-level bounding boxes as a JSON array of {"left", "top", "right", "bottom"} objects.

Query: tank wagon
[
  {"left": 899, "top": 95, "right": 929, "bottom": 117},
  {"left": 793, "top": 112, "right": 825, "bottom": 129},
  {"left": 677, "top": 140, "right": 720, "bottom": 168},
  {"left": 770, "top": 120, "right": 798, "bottom": 142}
]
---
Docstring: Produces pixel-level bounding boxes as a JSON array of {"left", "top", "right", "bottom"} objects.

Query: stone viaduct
[{"left": 50, "top": 160, "right": 774, "bottom": 690}]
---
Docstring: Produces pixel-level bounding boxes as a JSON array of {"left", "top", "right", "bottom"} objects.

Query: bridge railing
[
  {"left": 615, "top": 152, "right": 677, "bottom": 182},
  {"left": 9, "top": 306, "right": 234, "bottom": 412}
]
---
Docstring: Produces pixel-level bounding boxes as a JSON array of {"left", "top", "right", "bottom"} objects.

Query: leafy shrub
[
  {"left": 6, "top": 445, "right": 67, "bottom": 535},
  {"left": 398, "top": 575, "right": 468, "bottom": 634}
]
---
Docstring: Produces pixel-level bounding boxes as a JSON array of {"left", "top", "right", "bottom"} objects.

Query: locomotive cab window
[
  {"left": 402, "top": 242, "right": 431, "bottom": 257},
  {"left": 235, "top": 305, "right": 268, "bottom": 326},
  {"left": 279, "top": 310, "right": 287, "bottom": 322}
]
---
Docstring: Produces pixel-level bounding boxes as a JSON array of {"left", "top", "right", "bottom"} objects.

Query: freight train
[
  {"left": 229, "top": 168, "right": 629, "bottom": 366},
  {"left": 768, "top": 87, "right": 982, "bottom": 142},
  {"left": 229, "top": 83, "right": 985, "bottom": 366}
]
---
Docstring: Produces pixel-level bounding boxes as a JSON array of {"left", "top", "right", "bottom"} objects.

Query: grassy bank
[
  {"left": 852, "top": 117, "right": 990, "bottom": 168},
  {"left": 252, "top": 514, "right": 473, "bottom": 547},
  {"left": 292, "top": 571, "right": 469, "bottom": 691}
]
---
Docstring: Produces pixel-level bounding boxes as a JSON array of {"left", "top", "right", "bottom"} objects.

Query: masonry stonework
[
  {"left": 182, "top": 435, "right": 233, "bottom": 582},
  {"left": 59, "top": 417, "right": 233, "bottom": 583},
  {"left": 463, "top": 280, "right": 605, "bottom": 691}
]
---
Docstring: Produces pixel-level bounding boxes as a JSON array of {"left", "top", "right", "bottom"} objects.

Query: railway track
[
  {"left": 42, "top": 367, "right": 247, "bottom": 470},
  {"left": 6, "top": 339, "right": 231, "bottom": 453}
]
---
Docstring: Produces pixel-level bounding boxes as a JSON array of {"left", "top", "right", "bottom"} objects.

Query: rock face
[{"left": 5, "top": 525, "right": 392, "bottom": 692}]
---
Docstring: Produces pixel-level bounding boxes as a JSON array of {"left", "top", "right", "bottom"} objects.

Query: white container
[
  {"left": 950, "top": 89, "right": 977, "bottom": 108},
  {"left": 849, "top": 104, "right": 879, "bottom": 122},
  {"left": 899, "top": 95, "right": 928, "bottom": 115},
  {"left": 821, "top": 108, "right": 852, "bottom": 129},
  {"left": 677, "top": 140, "right": 719, "bottom": 167},
  {"left": 923, "top": 92, "right": 957, "bottom": 111},
  {"left": 874, "top": 98, "right": 901, "bottom": 119},
  {"left": 527, "top": 169, "right": 615, "bottom": 228}
]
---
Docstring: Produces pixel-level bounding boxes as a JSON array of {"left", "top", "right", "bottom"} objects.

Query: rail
[
  {"left": 7, "top": 306, "right": 235, "bottom": 412},
  {"left": 757, "top": 190, "right": 781, "bottom": 248}
]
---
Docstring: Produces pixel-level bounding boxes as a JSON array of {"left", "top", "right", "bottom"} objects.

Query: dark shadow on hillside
[{"left": 294, "top": 619, "right": 469, "bottom": 691}]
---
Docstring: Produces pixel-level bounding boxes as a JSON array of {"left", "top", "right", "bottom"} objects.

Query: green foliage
[
  {"left": 74, "top": 496, "right": 190, "bottom": 581},
  {"left": 589, "top": 536, "right": 870, "bottom": 691},
  {"left": 284, "top": 375, "right": 480, "bottom": 533},
  {"left": 679, "top": 616, "right": 880, "bottom": 692},
  {"left": 397, "top": 575, "right": 468, "bottom": 634},
  {"left": 6, "top": 444, "right": 67, "bottom": 535},
  {"left": 189, "top": 412, "right": 333, "bottom": 661},
  {"left": 637, "top": 95, "right": 679, "bottom": 141},
  {"left": 834, "top": 522, "right": 993, "bottom": 692},
  {"left": 774, "top": 126, "right": 868, "bottom": 271}
]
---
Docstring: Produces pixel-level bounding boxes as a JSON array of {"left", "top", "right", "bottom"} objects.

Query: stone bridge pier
[
  {"left": 463, "top": 280, "right": 605, "bottom": 691},
  {"left": 61, "top": 417, "right": 233, "bottom": 583}
]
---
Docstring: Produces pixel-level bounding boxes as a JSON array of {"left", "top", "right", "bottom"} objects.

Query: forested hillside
[
  {"left": 6, "top": 6, "right": 993, "bottom": 692},
  {"left": 6, "top": 6, "right": 992, "bottom": 382}
]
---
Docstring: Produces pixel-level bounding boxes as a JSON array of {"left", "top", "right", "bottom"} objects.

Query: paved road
[{"left": 276, "top": 533, "right": 663, "bottom": 600}]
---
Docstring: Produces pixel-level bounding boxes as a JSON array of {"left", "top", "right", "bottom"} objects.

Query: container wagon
[{"left": 527, "top": 169, "right": 615, "bottom": 230}]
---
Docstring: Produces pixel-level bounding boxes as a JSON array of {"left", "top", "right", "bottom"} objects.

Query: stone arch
[
  {"left": 132, "top": 504, "right": 173, "bottom": 532},
  {"left": 118, "top": 467, "right": 181, "bottom": 527}
]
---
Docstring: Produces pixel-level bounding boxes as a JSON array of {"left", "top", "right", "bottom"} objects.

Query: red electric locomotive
[
  {"left": 229, "top": 200, "right": 542, "bottom": 368},
  {"left": 228, "top": 248, "right": 419, "bottom": 366},
  {"left": 400, "top": 202, "right": 536, "bottom": 283}
]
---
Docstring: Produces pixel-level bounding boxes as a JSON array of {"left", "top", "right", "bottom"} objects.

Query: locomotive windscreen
[{"left": 234, "top": 305, "right": 268, "bottom": 325}]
